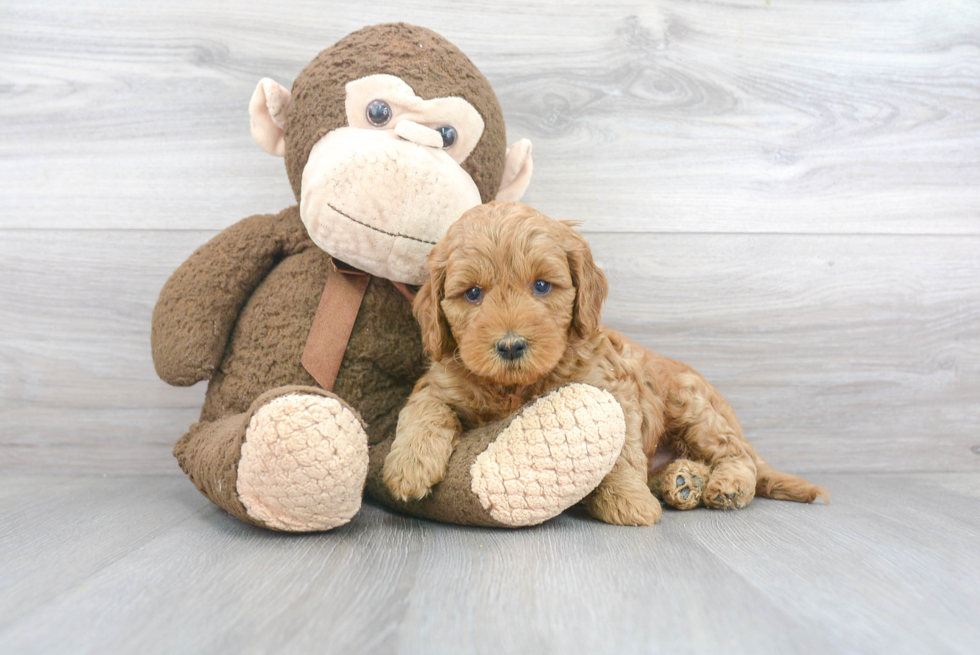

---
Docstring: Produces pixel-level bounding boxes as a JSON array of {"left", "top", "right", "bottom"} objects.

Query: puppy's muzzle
[{"left": 495, "top": 335, "right": 528, "bottom": 362}]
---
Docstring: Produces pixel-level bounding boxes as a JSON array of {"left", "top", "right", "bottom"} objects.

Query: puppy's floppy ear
[
  {"left": 413, "top": 242, "right": 456, "bottom": 360},
  {"left": 563, "top": 224, "right": 609, "bottom": 339}
]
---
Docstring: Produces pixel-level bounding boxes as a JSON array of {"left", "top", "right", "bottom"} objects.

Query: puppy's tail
[{"left": 754, "top": 457, "right": 829, "bottom": 504}]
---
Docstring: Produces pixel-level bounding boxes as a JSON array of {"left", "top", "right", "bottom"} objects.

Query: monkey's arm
[
  {"left": 151, "top": 206, "right": 308, "bottom": 386},
  {"left": 366, "top": 383, "right": 629, "bottom": 527}
]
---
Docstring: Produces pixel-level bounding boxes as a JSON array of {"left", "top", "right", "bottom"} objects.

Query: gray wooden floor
[{"left": 1, "top": 473, "right": 978, "bottom": 655}]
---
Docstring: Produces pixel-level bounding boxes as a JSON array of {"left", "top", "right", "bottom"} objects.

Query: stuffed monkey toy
[{"left": 152, "top": 23, "right": 627, "bottom": 531}]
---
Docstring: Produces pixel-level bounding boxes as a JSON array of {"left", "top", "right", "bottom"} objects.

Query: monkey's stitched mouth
[{"left": 326, "top": 202, "right": 437, "bottom": 245}]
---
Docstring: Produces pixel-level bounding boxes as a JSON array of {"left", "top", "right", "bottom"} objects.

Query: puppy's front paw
[
  {"left": 383, "top": 445, "right": 450, "bottom": 502},
  {"left": 587, "top": 486, "right": 663, "bottom": 526}
]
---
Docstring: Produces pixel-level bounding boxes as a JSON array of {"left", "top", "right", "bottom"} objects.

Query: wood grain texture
[
  {"left": 0, "top": 474, "right": 977, "bottom": 654},
  {"left": 1, "top": 230, "right": 977, "bottom": 474},
  {"left": 1, "top": 1, "right": 978, "bottom": 474},
  {"left": 1, "top": 0, "right": 978, "bottom": 233},
  {"left": 0, "top": 476, "right": 211, "bottom": 634}
]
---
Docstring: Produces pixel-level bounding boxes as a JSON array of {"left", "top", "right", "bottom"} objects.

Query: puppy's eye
[
  {"left": 533, "top": 280, "right": 552, "bottom": 296},
  {"left": 437, "top": 126, "right": 457, "bottom": 148},
  {"left": 463, "top": 286, "right": 483, "bottom": 303},
  {"left": 366, "top": 99, "right": 392, "bottom": 126}
]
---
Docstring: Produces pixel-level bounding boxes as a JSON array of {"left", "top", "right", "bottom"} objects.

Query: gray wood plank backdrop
[{"left": 1, "top": 0, "right": 978, "bottom": 474}]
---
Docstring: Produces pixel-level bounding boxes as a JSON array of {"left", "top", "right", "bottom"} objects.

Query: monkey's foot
[
  {"left": 469, "top": 383, "right": 626, "bottom": 526},
  {"left": 650, "top": 459, "right": 710, "bottom": 510},
  {"left": 237, "top": 393, "right": 369, "bottom": 531}
]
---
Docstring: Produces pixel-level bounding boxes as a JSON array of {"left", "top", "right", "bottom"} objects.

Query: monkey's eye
[
  {"left": 533, "top": 280, "right": 552, "bottom": 296},
  {"left": 437, "top": 126, "right": 457, "bottom": 148},
  {"left": 463, "top": 286, "right": 483, "bottom": 303},
  {"left": 366, "top": 99, "right": 392, "bottom": 126}
]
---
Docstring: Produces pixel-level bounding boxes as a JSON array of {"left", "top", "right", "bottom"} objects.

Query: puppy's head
[{"left": 414, "top": 201, "right": 607, "bottom": 385}]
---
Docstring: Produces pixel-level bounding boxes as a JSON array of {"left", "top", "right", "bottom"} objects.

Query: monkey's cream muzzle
[
  {"left": 251, "top": 72, "right": 531, "bottom": 283},
  {"left": 300, "top": 127, "right": 481, "bottom": 285}
]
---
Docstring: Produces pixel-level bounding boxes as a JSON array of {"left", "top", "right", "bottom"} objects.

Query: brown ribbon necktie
[{"left": 301, "top": 260, "right": 416, "bottom": 392}]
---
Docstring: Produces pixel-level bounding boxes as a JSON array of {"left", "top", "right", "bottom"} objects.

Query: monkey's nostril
[{"left": 495, "top": 337, "right": 528, "bottom": 361}]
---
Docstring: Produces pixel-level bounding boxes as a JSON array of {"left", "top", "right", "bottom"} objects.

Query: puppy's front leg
[
  {"left": 383, "top": 386, "right": 462, "bottom": 502},
  {"left": 585, "top": 438, "right": 663, "bottom": 526}
]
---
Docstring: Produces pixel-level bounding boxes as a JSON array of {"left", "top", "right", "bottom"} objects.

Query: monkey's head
[{"left": 248, "top": 23, "right": 533, "bottom": 284}]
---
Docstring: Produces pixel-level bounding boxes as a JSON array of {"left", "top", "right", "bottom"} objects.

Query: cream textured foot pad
[
  {"left": 470, "top": 384, "right": 626, "bottom": 526},
  {"left": 237, "top": 393, "right": 369, "bottom": 531}
]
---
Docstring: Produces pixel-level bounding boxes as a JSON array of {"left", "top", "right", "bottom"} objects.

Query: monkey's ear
[
  {"left": 249, "top": 78, "right": 292, "bottom": 157},
  {"left": 495, "top": 139, "right": 533, "bottom": 202}
]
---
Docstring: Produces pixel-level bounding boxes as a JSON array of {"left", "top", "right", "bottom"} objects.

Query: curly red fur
[{"left": 385, "top": 201, "right": 828, "bottom": 521}]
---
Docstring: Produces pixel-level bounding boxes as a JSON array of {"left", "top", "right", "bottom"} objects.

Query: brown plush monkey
[{"left": 152, "top": 23, "right": 627, "bottom": 531}]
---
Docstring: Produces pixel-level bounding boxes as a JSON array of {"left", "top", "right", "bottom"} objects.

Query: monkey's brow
[{"left": 327, "top": 203, "right": 437, "bottom": 245}]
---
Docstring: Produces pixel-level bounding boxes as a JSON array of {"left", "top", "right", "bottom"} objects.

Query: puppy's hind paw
[
  {"left": 587, "top": 487, "right": 663, "bottom": 526},
  {"left": 704, "top": 474, "right": 754, "bottom": 510}
]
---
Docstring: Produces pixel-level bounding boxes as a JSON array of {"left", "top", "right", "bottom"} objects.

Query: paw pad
[{"left": 655, "top": 460, "right": 709, "bottom": 510}]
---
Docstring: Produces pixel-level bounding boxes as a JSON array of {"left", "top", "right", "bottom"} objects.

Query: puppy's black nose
[{"left": 495, "top": 336, "right": 528, "bottom": 361}]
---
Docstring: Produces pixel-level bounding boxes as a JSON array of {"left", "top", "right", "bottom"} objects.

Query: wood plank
[
  {"left": 596, "top": 232, "right": 980, "bottom": 474},
  {"left": 2, "top": 0, "right": 978, "bottom": 233},
  {"left": 0, "top": 478, "right": 430, "bottom": 654},
  {"left": 390, "top": 508, "right": 835, "bottom": 654},
  {"left": 677, "top": 474, "right": 980, "bottom": 653},
  {"left": 1, "top": 230, "right": 977, "bottom": 474},
  {"left": 0, "top": 229, "right": 206, "bottom": 474},
  {"left": 0, "top": 474, "right": 976, "bottom": 654},
  {"left": 0, "top": 476, "right": 211, "bottom": 633}
]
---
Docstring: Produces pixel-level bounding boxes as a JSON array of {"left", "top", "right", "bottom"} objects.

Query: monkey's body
[
  {"left": 190, "top": 207, "right": 423, "bottom": 436},
  {"left": 161, "top": 206, "right": 424, "bottom": 527}
]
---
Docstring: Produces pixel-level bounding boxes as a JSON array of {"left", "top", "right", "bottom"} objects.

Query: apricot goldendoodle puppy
[{"left": 384, "top": 201, "right": 827, "bottom": 525}]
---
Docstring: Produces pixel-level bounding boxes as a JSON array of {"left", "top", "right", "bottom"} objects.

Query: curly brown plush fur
[{"left": 384, "top": 201, "right": 828, "bottom": 525}]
